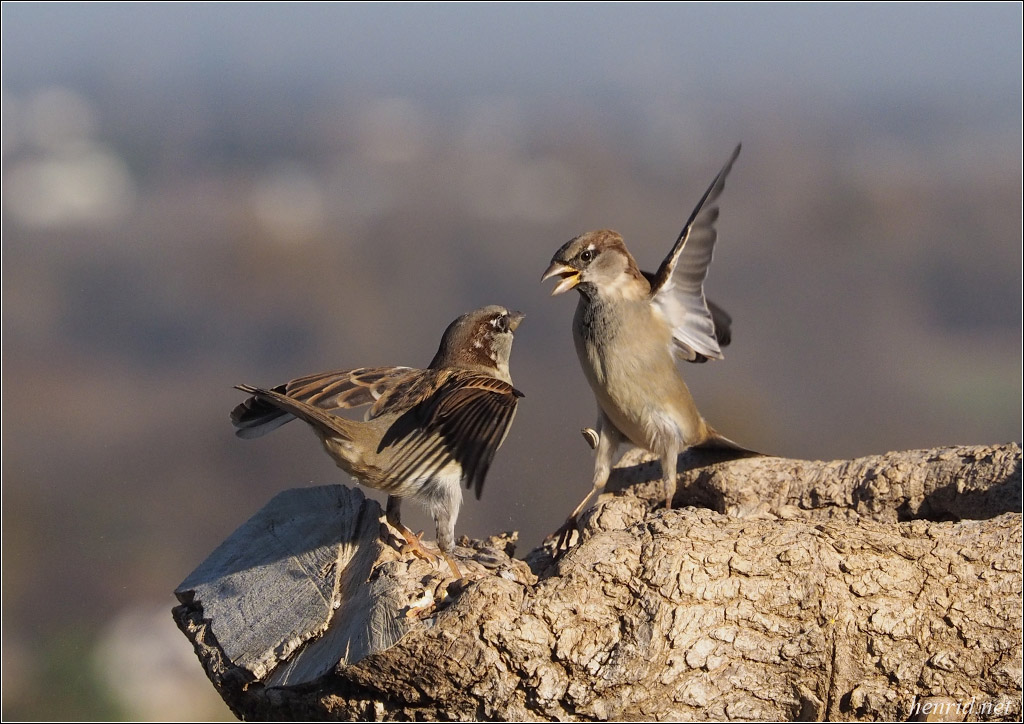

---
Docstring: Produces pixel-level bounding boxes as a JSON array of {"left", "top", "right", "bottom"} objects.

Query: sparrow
[
  {"left": 541, "top": 144, "right": 756, "bottom": 542},
  {"left": 230, "top": 305, "right": 525, "bottom": 578}
]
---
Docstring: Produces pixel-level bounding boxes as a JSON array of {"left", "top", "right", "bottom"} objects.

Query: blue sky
[{"left": 3, "top": 3, "right": 1021, "bottom": 104}]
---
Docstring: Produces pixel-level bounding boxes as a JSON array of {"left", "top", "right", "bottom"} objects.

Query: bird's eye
[
  {"left": 493, "top": 315, "right": 509, "bottom": 332},
  {"left": 580, "top": 248, "right": 595, "bottom": 264}
]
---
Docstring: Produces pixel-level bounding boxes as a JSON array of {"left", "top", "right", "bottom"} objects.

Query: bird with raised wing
[
  {"left": 542, "top": 145, "right": 756, "bottom": 544},
  {"left": 231, "top": 305, "right": 525, "bottom": 578}
]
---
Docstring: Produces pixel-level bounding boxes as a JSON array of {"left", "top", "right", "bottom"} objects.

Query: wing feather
[
  {"left": 230, "top": 366, "right": 417, "bottom": 438},
  {"left": 649, "top": 144, "right": 741, "bottom": 362},
  {"left": 377, "top": 373, "right": 522, "bottom": 500}
]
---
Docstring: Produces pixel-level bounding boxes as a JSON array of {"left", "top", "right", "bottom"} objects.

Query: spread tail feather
[
  {"left": 232, "top": 384, "right": 355, "bottom": 441},
  {"left": 230, "top": 386, "right": 296, "bottom": 439},
  {"left": 696, "top": 427, "right": 763, "bottom": 458}
]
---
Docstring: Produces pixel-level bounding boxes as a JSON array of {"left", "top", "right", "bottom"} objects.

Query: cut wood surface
[{"left": 174, "top": 443, "right": 1022, "bottom": 721}]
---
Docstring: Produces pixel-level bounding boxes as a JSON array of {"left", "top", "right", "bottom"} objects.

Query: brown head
[
  {"left": 541, "top": 229, "right": 649, "bottom": 301},
  {"left": 429, "top": 305, "right": 524, "bottom": 383}
]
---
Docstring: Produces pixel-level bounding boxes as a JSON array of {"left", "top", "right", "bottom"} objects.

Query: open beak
[
  {"left": 508, "top": 311, "right": 525, "bottom": 331},
  {"left": 541, "top": 261, "right": 580, "bottom": 296}
]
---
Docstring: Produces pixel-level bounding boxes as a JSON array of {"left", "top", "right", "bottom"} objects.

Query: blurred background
[{"left": 2, "top": 3, "right": 1020, "bottom": 719}]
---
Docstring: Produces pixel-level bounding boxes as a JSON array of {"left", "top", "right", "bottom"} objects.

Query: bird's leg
[
  {"left": 385, "top": 495, "right": 443, "bottom": 566},
  {"left": 440, "top": 552, "right": 462, "bottom": 580},
  {"left": 552, "top": 416, "right": 619, "bottom": 550},
  {"left": 660, "top": 442, "right": 680, "bottom": 510},
  {"left": 432, "top": 493, "right": 464, "bottom": 580},
  {"left": 379, "top": 495, "right": 406, "bottom": 548}
]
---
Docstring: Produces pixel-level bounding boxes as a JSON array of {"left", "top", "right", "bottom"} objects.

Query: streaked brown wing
[
  {"left": 648, "top": 144, "right": 740, "bottom": 362},
  {"left": 283, "top": 366, "right": 418, "bottom": 411},
  {"left": 231, "top": 366, "right": 417, "bottom": 438},
  {"left": 232, "top": 384, "right": 354, "bottom": 439},
  {"left": 377, "top": 374, "right": 522, "bottom": 500}
]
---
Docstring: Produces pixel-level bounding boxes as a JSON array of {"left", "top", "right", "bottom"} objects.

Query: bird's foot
[
  {"left": 395, "top": 526, "right": 438, "bottom": 561},
  {"left": 662, "top": 479, "right": 678, "bottom": 511},
  {"left": 439, "top": 551, "right": 464, "bottom": 580},
  {"left": 546, "top": 516, "right": 580, "bottom": 554},
  {"left": 390, "top": 524, "right": 464, "bottom": 579},
  {"left": 650, "top": 496, "right": 676, "bottom": 513},
  {"left": 379, "top": 522, "right": 407, "bottom": 551}
]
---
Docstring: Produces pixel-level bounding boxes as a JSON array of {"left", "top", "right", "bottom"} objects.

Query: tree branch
[{"left": 174, "top": 443, "right": 1022, "bottom": 721}]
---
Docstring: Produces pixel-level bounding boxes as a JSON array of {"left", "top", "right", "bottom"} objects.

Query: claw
[
  {"left": 546, "top": 516, "right": 580, "bottom": 554},
  {"left": 388, "top": 522, "right": 464, "bottom": 579},
  {"left": 397, "top": 528, "right": 435, "bottom": 561},
  {"left": 440, "top": 551, "right": 463, "bottom": 580}
]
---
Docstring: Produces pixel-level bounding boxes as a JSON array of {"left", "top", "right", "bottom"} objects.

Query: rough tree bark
[{"left": 174, "top": 443, "right": 1022, "bottom": 721}]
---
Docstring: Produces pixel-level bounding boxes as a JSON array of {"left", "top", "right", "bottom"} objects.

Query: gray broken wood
[{"left": 173, "top": 443, "right": 1022, "bottom": 721}]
